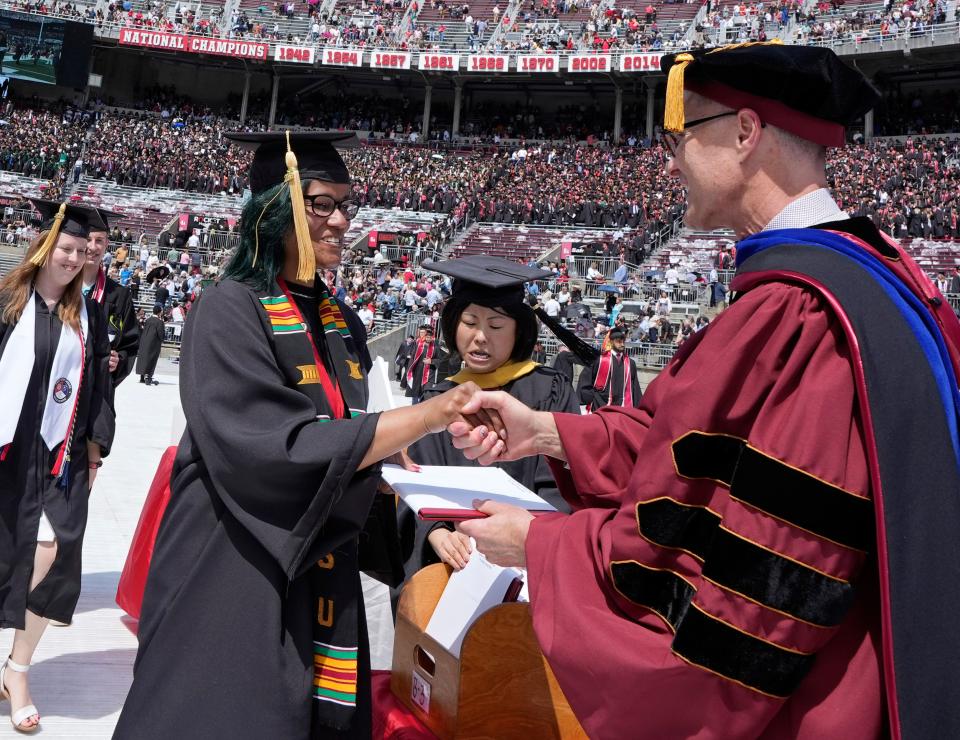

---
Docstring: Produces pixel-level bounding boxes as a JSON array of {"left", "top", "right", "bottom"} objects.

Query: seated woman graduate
[
  {"left": 114, "top": 132, "right": 486, "bottom": 740},
  {"left": 400, "top": 255, "right": 586, "bottom": 575},
  {"left": 0, "top": 201, "right": 114, "bottom": 734}
]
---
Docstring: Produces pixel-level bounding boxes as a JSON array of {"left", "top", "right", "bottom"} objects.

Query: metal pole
[
  {"left": 240, "top": 71, "right": 251, "bottom": 125},
  {"left": 452, "top": 80, "right": 462, "bottom": 138},
  {"left": 268, "top": 73, "right": 279, "bottom": 127},
  {"left": 864, "top": 108, "right": 874, "bottom": 142},
  {"left": 421, "top": 84, "right": 432, "bottom": 141},
  {"left": 645, "top": 80, "right": 656, "bottom": 142},
  {"left": 613, "top": 86, "right": 623, "bottom": 144}
]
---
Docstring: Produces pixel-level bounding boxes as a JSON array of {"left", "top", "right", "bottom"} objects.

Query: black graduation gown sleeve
[
  {"left": 103, "top": 279, "right": 140, "bottom": 385},
  {"left": 174, "top": 280, "right": 382, "bottom": 579},
  {"left": 85, "top": 295, "right": 116, "bottom": 457},
  {"left": 400, "top": 367, "right": 577, "bottom": 577},
  {"left": 578, "top": 356, "right": 605, "bottom": 408}
]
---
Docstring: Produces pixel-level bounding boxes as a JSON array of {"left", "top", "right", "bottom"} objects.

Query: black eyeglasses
[
  {"left": 664, "top": 111, "right": 740, "bottom": 156},
  {"left": 304, "top": 193, "right": 360, "bottom": 220}
]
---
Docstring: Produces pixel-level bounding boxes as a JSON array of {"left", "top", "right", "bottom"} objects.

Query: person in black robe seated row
[
  {"left": 400, "top": 255, "right": 580, "bottom": 574},
  {"left": 114, "top": 132, "right": 494, "bottom": 740}
]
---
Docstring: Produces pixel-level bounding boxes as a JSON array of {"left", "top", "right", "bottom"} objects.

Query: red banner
[
  {"left": 321, "top": 48, "right": 364, "bottom": 67},
  {"left": 188, "top": 36, "right": 268, "bottom": 59},
  {"left": 568, "top": 54, "right": 612, "bottom": 73},
  {"left": 619, "top": 53, "right": 662, "bottom": 72},
  {"left": 118, "top": 28, "right": 187, "bottom": 52},
  {"left": 516, "top": 54, "right": 559, "bottom": 73},
  {"left": 275, "top": 44, "right": 315, "bottom": 64},
  {"left": 369, "top": 50, "right": 412, "bottom": 70},
  {"left": 418, "top": 53, "right": 459, "bottom": 71},
  {"left": 118, "top": 29, "right": 268, "bottom": 59},
  {"left": 466, "top": 54, "right": 509, "bottom": 72}
]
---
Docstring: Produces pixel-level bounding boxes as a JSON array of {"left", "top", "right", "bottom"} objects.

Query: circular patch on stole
[{"left": 53, "top": 378, "right": 73, "bottom": 404}]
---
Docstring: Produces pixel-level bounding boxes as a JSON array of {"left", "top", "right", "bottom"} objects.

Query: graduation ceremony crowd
[{"left": 1, "top": 39, "right": 960, "bottom": 740}]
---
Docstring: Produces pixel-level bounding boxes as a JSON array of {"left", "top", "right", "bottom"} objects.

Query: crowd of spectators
[
  {"left": 794, "top": 0, "right": 953, "bottom": 46},
  {"left": 828, "top": 137, "right": 960, "bottom": 239}
]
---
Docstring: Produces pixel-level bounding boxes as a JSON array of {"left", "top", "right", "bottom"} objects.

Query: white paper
[
  {"left": 366, "top": 356, "right": 397, "bottom": 413},
  {"left": 425, "top": 544, "right": 523, "bottom": 658},
  {"left": 381, "top": 464, "right": 557, "bottom": 514}
]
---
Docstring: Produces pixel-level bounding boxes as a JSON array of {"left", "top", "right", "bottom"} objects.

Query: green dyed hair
[{"left": 221, "top": 182, "right": 294, "bottom": 290}]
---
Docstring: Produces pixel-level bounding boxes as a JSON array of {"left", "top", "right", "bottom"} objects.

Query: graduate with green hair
[{"left": 115, "top": 132, "right": 496, "bottom": 739}]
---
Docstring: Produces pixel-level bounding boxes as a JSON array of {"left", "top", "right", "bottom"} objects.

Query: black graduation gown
[
  {"left": 0, "top": 294, "right": 114, "bottom": 628},
  {"left": 134, "top": 315, "right": 164, "bottom": 377},
  {"left": 98, "top": 277, "right": 140, "bottom": 388},
  {"left": 577, "top": 351, "right": 642, "bottom": 410},
  {"left": 399, "top": 366, "right": 578, "bottom": 578},
  {"left": 550, "top": 349, "right": 583, "bottom": 385},
  {"left": 113, "top": 279, "right": 385, "bottom": 740}
]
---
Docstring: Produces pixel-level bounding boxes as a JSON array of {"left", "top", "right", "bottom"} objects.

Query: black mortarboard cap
[
  {"left": 608, "top": 327, "right": 626, "bottom": 340},
  {"left": 28, "top": 199, "right": 99, "bottom": 267},
  {"left": 421, "top": 255, "right": 551, "bottom": 310},
  {"left": 661, "top": 43, "right": 880, "bottom": 147},
  {"left": 223, "top": 131, "right": 358, "bottom": 194},
  {"left": 88, "top": 207, "right": 125, "bottom": 233},
  {"left": 30, "top": 199, "right": 98, "bottom": 238}
]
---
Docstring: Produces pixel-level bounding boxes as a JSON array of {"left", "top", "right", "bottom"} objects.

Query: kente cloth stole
[
  {"left": 593, "top": 351, "right": 632, "bottom": 409},
  {"left": 257, "top": 280, "right": 368, "bottom": 730},
  {"left": 407, "top": 338, "right": 434, "bottom": 388}
]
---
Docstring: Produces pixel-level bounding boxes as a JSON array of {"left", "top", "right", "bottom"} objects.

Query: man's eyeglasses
[
  {"left": 664, "top": 111, "right": 740, "bottom": 156},
  {"left": 304, "top": 194, "right": 360, "bottom": 220}
]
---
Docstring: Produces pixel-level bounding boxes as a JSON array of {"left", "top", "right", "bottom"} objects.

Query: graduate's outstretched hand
[
  {"left": 448, "top": 391, "right": 554, "bottom": 464},
  {"left": 457, "top": 500, "right": 533, "bottom": 568},
  {"left": 420, "top": 381, "right": 507, "bottom": 441}
]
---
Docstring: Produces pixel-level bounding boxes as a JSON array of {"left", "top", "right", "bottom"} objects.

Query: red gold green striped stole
[
  {"left": 258, "top": 295, "right": 304, "bottom": 334},
  {"left": 313, "top": 641, "right": 358, "bottom": 707},
  {"left": 318, "top": 295, "right": 351, "bottom": 337}
]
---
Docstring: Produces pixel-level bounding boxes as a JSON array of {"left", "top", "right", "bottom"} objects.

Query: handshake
[{"left": 411, "top": 382, "right": 568, "bottom": 568}]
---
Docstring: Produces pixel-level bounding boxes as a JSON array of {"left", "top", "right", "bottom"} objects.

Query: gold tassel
[
  {"left": 664, "top": 53, "right": 694, "bottom": 134},
  {"left": 29, "top": 203, "right": 67, "bottom": 267},
  {"left": 283, "top": 130, "right": 316, "bottom": 283}
]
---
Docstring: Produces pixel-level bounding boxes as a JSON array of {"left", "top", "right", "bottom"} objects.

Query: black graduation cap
[
  {"left": 608, "top": 327, "right": 626, "bottom": 340},
  {"left": 30, "top": 199, "right": 100, "bottom": 238},
  {"left": 88, "top": 207, "right": 125, "bottom": 233},
  {"left": 28, "top": 199, "right": 99, "bottom": 266},
  {"left": 661, "top": 42, "right": 880, "bottom": 147},
  {"left": 421, "top": 255, "right": 551, "bottom": 308},
  {"left": 223, "top": 131, "right": 359, "bottom": 194}
]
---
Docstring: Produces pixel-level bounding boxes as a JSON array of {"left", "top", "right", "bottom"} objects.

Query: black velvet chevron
[{"left": 672, "top": 431, "right": 874, "bottom": 551}]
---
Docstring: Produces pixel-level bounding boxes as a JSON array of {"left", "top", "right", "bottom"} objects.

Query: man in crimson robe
[{"left": 449, "top": 44, "right": 960, "bottom": 739}]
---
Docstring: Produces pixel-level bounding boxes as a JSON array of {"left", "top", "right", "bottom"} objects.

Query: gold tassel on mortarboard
[
  {"left": 283, "top": 130, "right": 316, "bottom": 283},
  {"left": 29, "top": 203, "right": 67, "bottom": 267},
  {"left": 665, "top": 40, "right": 785, "bottom": 135},
  {"left": 664, "top": 53, "right": 694, "bottom": 134}
]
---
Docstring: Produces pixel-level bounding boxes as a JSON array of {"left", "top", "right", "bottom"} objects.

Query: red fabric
[
  {"left": 530, "top": 282, "right": 885, "bottom": 739},
  {"left": 116, "top": 446, "right": 178, "bottom": 620},
  {"left": 687, "top": 80, "right": 846, "bottom": 147},
  {"left": 371, "top": 671, "right": 438, "bottom": 739}
]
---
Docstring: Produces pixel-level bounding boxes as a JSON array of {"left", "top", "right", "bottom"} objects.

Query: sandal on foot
[{"left": 0, "top": 657, "right": 40, "bottom": 733}]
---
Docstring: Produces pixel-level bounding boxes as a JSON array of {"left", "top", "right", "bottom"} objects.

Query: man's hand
[
  {"left": 420, "top": 381, "right": 507, "bottom": 440},
  {"left": 448, "top": 391, "right": 564, "bottom": 464},
  {"left": 108, "top": 350, "right": 120, "bottom": 372},
  {"left": 457, "top": 500, "right": 533, "bottom": 568},
  {"left": 427, "top": 528, "right": 473, "bottom": 570}
]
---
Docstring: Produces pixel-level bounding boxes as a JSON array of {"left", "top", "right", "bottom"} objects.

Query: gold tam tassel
[
  {"left": 283, "top": 130, "right": 316, "bottom": 282},
  {"left": 29, "top": 203, "right": 67, "bottom": 267},
  {"left": 664, "top": 53, "right": 694, "bottom": 134}
]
